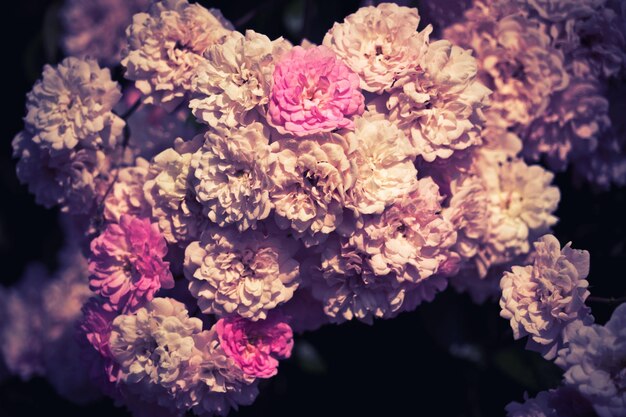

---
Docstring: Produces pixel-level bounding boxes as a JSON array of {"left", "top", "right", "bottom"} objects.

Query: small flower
[
  {"left": 387, "top": 40, "right": 490, "bottom": 161},
  {"left": 565, "top": 5, "right": 626, "bottom": 80},
  {"left": 345, "top": 115, "right": 418, "bottom": 215},
  {"left": 267, "top": 45, "right": 364, "bottom": 137},
  {"left": 184, "top": 227, "right": 300, "bottom": 321},
  {"left": 556, "top": 304, "right": 626, "bottom": 417},
  {"left": 521, "top": 78, "right": 611, "bottom": 171},
  {"left": 473, "top": 153, "right": 560, "bottom": 274},
  {"left": 109, "top": 298, "right": 203, "bottom": 396},
  {"left": 269, "top": 133, "right": 354, "bottom": 246},
  {"left": 89, "top": 215, "right": 174, "bottom": 313},
  {"left": 355, "top": 177, "right": 459, "bottom": 283},
  {"left": 500, "top": 235, "right": 592, "bottom": 359},
  {"left": 311, "top": 234, "right": 448, "bottom": 324},
  {"left": 192, "top": 123, "right": 272, "bottom": 232},
  {"left": 12, "top": 57, "right": 124, "bottom": 214},
  {"left": 122, "top": 0, "right": 233, "bottom": 110},
  {"left": 215, "top": 316, "right": 293, "bottom": 379},
  {"left": 570, "top": 79, "right": 626, "bottom": 190},
  {"left": 22, "top": 57, "right": 124, "bottom": 152},
  {"left": 323, "top": 3, "right": 431, "bottom": 93},
  {"left": 77, "top": 297, "right": 119, "bottom": 385}
]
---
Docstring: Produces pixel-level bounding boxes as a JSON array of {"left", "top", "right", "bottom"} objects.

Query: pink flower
[
  {"left": 215, "top": 316, "right": 293, "bottom": 379},
  {"left": 268, "top": 45, "right": 364, "bottom": 137},
  {"left": 76, "top": 297, "right": 120, "bottom": 395},
  {"left": 89, "top": 215, "right": 174, "bottom": 313},
  {"left": 78, "top": 298, "right": 116, "bottom": 360}
]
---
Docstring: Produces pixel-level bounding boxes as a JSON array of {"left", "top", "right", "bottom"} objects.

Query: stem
[
  {"left": 96, "top": 168, "right": 120, "bottom": 220},
  {"left": 235, "top": 9, "right": 258, "bottom": 28},
  {"left": 96, "top": 111, "right": 134, "bottom": 211},
  {"left": 588, "top": 296, "right": 626, "bottom": 305}
]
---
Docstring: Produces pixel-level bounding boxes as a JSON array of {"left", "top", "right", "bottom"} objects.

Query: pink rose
[
  {"left": 268, "top": 45, "right": 364, "bottom": 137},
  {"left": 215, "top": 316, "right": 294, "bottom": 379},
  {"left": 89, "top": 215, "right": 174, "bottom": 313},
  {"left": 77, "top": 297, "right": 120, "bottom": 390}
]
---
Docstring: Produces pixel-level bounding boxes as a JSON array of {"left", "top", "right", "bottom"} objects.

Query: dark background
[{"left": 0, "top": 1, "right": 624, "bottom": 416}]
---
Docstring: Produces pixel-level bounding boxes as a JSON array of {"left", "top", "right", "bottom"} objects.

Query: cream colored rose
[
  {"left": 345, "top": 115, "right": 418, "bottom": 215},
  {"left": 387, "top": 40, "right": 490, "bottom": 161},
  {"left": 192, "top": 122, "right": 273, "bottom": 231},
  {"left": 122, "top": 0, "right": 233, "bottom": 110},
  {"left": 323, "top": 3, "right": 431, "bottom": 93}
]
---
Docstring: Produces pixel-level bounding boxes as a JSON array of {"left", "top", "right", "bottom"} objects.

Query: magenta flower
[
  {"left": 268, "top": 45, "right": 364, "bottom": 137},
  {"left": 89, "top": 215, "right": 174, "bottom": 313},
  {"left": 215, "top": 316, "right": 294, "bottom": 379},
  {"left": 76, "top": 297, "right": 120, "bottom": 390},
  {"left": 78, "top": 298, "right": 116, "bottom": 359}
]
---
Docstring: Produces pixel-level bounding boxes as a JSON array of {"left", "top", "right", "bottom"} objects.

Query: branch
[{"left": 587, "top": 296, "right": 626, "bottom": 305}]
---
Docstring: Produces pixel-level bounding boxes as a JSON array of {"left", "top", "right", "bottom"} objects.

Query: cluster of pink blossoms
[{"left": 2, "top": 0, "right": 624, "bottom": 416}]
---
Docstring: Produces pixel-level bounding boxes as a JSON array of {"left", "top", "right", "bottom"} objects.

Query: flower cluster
[
  {"left": 6, "top": 0, "right": 624, "bottom": 416},
  {"left": 555, "top": 304, "right": 626, "bottom": 417},
  {"left": 444, "top": 0, "right": 626, "bottom": 188},
  {"left": 503, "top": 306, "right": 626, "bottom": 417},
  {"left": 12, "top": 57, "right": 124, "bottom": 214},
  {"left": 0, "top": 246, "right": 99, "bottom": 402},
  {"left": 497, "top": 234, "right": 626, "bottom": 417}
]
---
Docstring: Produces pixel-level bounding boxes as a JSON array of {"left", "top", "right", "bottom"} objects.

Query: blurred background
[{"left": 0, "top": 1, "right": 624, "bottom": 416}]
